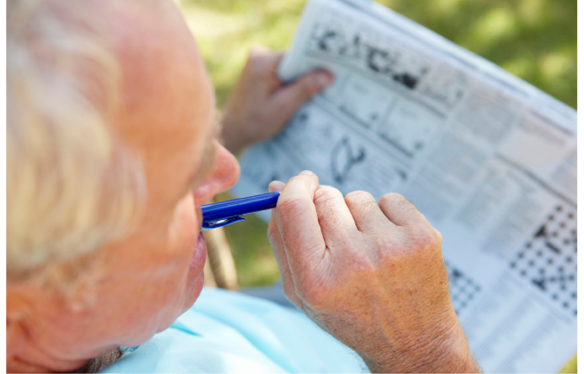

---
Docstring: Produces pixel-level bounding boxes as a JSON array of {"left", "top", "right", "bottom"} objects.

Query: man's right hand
[{"left": 268, "top": 171, "right": 479, "bottom": 373}]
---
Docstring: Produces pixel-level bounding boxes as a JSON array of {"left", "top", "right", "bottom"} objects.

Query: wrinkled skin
[
  {"left": 268, "top": 174, "right": 478, "bottom": 373},
  {"left": 7, "top": 1, "right": 238, "bottom": 371},
  {"left": 6, "top": 1, "right": 331, "bottom": 372},
  {"left": 7, "top": 0, "right": 477, "bottom": 372}
]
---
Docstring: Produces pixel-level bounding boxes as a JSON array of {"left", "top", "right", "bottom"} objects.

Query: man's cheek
[
  {"left": 167, "top": 195, "right": 199, "bottom": 252},
  {"left": 174, "top": 193, "right": 197, "bottom": 224}
]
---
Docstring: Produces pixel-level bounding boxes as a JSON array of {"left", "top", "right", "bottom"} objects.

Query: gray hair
[{"left": 7, "top": 0, "right": 145, "bottom": 284}]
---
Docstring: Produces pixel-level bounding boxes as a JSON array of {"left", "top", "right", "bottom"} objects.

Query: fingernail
[
  {"left": 269, "top": 180, "right": 285, "bottom": 192},
  {"left": 300, "top": 170, "right": 314, "bottom": 176}
]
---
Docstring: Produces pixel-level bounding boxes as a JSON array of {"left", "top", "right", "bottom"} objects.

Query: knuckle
[
  {"left": 351, "top": 255, "right": 377, "bottom": 274},
  {"left": 408, "top": 227, "right": 441, "bottom": 253},
  {"left": 345, "top": 191, "right": 378, "bottom": 212},
  {"left": 277, "top": 196, "right": 307, "bottom": 217},
  {"left": 380, "top": 193, "right": 427, "bottom": 223},
  {"left": 379, "top": 192, "right": 409, "bottom": 208},
  {"left": 299, "top": 79, "right": 319, "bottom": 98},
  {"left": 247, "top": 50, "right": 261, "bottom": 63},
  {"left": 245, "top": 55, "right": 267, "bottom": 75},
  {"left": 287, "top": 174, "right": 312, "bottom": 185},
  {"left": 373, "top": 234, "right": 400, "bottom": 261},
  {"left": 345, "top": 190, "right": 374, "bottom": 204},
  {"left": 380, "top": 192, "right": 402, "bottom": 201},
  {"left": 433, "top": 228, "right": 443, "bottom": 245},
  {"left": 373, "top": 233, "right": 397, "bottom": 252},
  {"left": 247, "top": 48, "right": 264, "bottom": 63},
  {"left": 314, "top": 186, "right": 342, "bottom": 205}
]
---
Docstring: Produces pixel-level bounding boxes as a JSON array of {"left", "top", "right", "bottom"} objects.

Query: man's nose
[{"left": 193, "top": 141, "right": 240, "bottom": 205}]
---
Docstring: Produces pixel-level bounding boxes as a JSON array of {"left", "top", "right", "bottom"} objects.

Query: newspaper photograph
[{"left": 232, "top": 0, "right": 577, "bottom": 372}]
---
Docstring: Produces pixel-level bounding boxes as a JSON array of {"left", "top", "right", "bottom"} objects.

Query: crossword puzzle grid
[
  {"left": 445, "top": 261, "right": 481, "bottom": 315},
  {"left": 510, "top": 204, "right": 577, "bottom": 316}
]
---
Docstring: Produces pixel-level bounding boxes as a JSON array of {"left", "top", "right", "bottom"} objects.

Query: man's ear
[{"left": 7, "top": 291, "right": 28, "bottom": 364}]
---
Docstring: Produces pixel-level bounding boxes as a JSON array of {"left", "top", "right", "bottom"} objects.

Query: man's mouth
[
  {"left": 191, "top": 231, "right": 207, "bottom": 268},
  {"left": 196, "top": 207, "right": 204, "bottom": 233}
]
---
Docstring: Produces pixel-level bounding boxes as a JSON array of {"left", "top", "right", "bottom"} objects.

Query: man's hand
[
  {"left": 221, "top": 48, "right": 333, "bottom": 153},
  {"left": 267, "top": 172, "right": 479, "bottom": 373}
]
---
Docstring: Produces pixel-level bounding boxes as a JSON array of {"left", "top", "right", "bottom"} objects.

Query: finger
[
  {"left": 267, "top": 202, "right": 305, "bottom": 311},
  {"left": 274, "top": 171, "right": 325, "bottom": 276},
  {"left": 378, "top": 193, "right": 429, "bottom": 227},
  {"left": 247, "top": 47, "right": 285, "bottom": 79},
  {"left": 313, "top": 187, "right": 358, "bottom": 247},
  {"left": 268, "top": 180, "right": 285, "bottom": 193},
  {"left": 344, "top": 191, "right": 395, "bottom": 233},
  {"left": 269, "top": 179, "right": 303, "bottom": 308},
  {"left": 271, "top": 70, "right": 333, "bottom": 119}
]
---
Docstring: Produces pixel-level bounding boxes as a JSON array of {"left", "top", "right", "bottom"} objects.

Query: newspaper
[{"left": 231, "top": 0, "right": 577, "bottom": 372}]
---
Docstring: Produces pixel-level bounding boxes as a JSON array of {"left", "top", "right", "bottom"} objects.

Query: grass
[{"left": 179, "top": 1, "right": 576, "bottom": 372}]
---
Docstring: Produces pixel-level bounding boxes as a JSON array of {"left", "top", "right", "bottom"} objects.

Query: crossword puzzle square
[
  {"left": 445, "top": 261, "right": 481, "bottom": 315},
  {"left": 510, "top": 204, "right": 577, "bottom": 316}
]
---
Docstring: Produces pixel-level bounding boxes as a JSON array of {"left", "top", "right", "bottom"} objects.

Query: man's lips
[
  {"left": 191, "top": 231, "right": 207, "bottom": 268},
  {"left": 190, "top": 205, "right": 206, "bottom": 270},
  {"left": 196, "top": 207, "right": 204, "bottom": 233},
  {"left": 184, "top": 231, "right": 207, "bottom": 311}
]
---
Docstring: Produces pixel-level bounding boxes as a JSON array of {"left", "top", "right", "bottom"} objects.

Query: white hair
[{"left": 7, "top": 0, "right": 145, "bottom": 284}]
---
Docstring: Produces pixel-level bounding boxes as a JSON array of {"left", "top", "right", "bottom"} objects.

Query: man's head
[{"left": 7, "top": 0, "right": 239, "bottom": 371}]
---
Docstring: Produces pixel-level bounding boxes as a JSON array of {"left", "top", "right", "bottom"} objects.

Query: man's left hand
[{"left": 221, "top": 47, "right": 333, "bottom": 153}]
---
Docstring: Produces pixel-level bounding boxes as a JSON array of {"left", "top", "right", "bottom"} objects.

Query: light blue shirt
[{"left": 101, "top": 287, "right": 366, "bottom": 373}]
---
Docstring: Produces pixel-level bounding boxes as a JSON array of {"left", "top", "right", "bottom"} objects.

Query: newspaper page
[{"left": 231, "top": 0, "right": 577, "bottom": 372}]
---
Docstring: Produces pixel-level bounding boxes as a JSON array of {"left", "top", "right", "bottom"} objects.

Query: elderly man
[{"left": 7, "top": 0, "right": 479, "bottom": 372}]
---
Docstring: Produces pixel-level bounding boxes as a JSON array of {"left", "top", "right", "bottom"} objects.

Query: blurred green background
[
  {"left": 180, "top": 0, "right": 576, "bottom": 109},
  {"left": 179, "top": 1, "right": 576, "bottom": 370}
]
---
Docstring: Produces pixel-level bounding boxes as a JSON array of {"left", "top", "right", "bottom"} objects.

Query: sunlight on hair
[{"left": 7, "top": 0, "right": 145, "bottom": 287}]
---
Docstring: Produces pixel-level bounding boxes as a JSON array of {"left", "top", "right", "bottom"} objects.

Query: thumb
[
  {"left": 272, "top": 70, "right": 333, "bottom": 116},
  {"left": 269, "top": 180, "right": 286, "bottom": 193}
]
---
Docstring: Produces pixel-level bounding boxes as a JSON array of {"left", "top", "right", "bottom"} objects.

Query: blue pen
[{"left": 201, "top": 192, "right": 280, "bottom": 230}]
